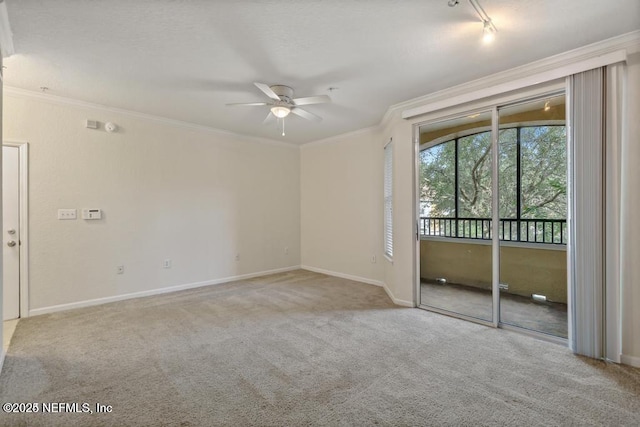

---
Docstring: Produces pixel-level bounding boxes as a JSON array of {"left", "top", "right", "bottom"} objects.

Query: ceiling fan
[{"left": 227, "top": 82, "right": 331, "bottom": 135}]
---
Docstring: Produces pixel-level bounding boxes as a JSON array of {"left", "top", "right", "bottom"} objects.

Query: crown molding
[
  {"left": 0, "top": 0, "right": 14, "bottom": 57},
  {"left": 4, "top": 86, "right": 299, "bottom": 150},
  {"left": 379, "top": 30, "right": 640, "bottom": 124},
  {"left": 402, "top": 49, "right": 626, "bottom": 120}
]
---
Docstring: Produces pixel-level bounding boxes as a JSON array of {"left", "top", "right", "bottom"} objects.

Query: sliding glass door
[
  {"left": 418, "top": 111, "right": 494, "bottom": 323},
  {"left": 497, "top": 94, "right": 568, "bottom": 338},
  {"left": 417, "top": 91, "right": 569, "bottom": 340}
]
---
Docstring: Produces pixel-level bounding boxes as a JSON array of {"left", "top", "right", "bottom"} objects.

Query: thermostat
[{"left": 82, "top": 208, "right": 102, "bottom": 220}]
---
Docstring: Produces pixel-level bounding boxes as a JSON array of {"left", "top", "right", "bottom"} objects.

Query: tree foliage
[{"left": 420, "top": 126, "right": 567, "bottom": 220}]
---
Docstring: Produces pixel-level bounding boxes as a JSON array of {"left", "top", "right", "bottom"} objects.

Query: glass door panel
[
  {"left": 497, "top": 95, "right": 568, "bottom": 338},
  {"left": 418, "top": 111, "right": 493, "bottom": 322}
]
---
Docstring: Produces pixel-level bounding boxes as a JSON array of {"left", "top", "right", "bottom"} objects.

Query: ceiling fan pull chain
[{"left": 282, "top": 118, "right": 286, "bottom": 136}]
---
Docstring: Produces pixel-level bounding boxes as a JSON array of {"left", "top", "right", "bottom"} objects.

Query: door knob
[{"left": 7, "top": 240, "right": 16, "bottom": 247}]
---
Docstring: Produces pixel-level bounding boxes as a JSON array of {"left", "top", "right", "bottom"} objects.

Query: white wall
[
  {"left": 300, "top": 129, "right": 384, "bottom": 286},
  {"left": 621, "top": 51, "right": 640, "bottom": 365},
  {"left": 3, "top": 94, "right": 301, "bottom": 313},
  {"left": 299, "top": 116, "right": 415, "bottom": 306}
]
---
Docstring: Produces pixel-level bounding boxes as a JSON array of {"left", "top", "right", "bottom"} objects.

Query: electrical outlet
[
  {"left": 235, "top": 253, "right": 240, "bottom": 262},
  {"left": 371, "top": 255, "right": 377, "bottom": 264},
  {"left": 58, "top": 209, "right": 77, "bottom": 220},
  {"left": 116, "top": 265, "right": 124, "bottom": 274},
  {"left": 284, "top": 247, "right": 289, "bottom": 254},
  {"left": 163, "top": 259, "right": 172, "bottom": 269}
]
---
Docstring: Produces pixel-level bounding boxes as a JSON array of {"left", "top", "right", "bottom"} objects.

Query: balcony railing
[{"left": 420, "top": 217, "right": 567, "bottom": 245}]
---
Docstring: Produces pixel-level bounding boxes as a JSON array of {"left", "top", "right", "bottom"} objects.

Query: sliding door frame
[
  {"left": 491, "top": 105, "right": 500, "bottom": 328},
  {"left": 497, "top": 91, "right": 568, "bottom": 346},
  {"left": 413, "top": 107, "right": 497, "bottom": 329},
  {"left": 413, "top": 81, "right": 570, "bottom": 344}
]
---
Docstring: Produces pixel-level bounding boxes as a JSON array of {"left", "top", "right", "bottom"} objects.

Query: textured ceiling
[{"left": 4, "top": 0, "right": 639, "bottom": 144}]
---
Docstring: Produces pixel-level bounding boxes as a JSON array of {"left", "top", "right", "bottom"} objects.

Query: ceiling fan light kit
[
  {"left": 227, "top": 82, "right": 331, "bottom": 136},
  {"left": 271, "top": 105, "right": 291, "bottom": 118}
]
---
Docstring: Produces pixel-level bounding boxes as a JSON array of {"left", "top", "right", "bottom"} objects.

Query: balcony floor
[{"left": 420, "top": 281, "right": 568, "bottom": 339}]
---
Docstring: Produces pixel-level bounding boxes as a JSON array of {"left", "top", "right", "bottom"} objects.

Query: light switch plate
[{"left": 58, "top": 209, "right": 77, "bottom": 220}]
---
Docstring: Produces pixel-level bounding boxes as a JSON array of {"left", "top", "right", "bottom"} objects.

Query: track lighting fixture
[{"left": 448, "top": 0, "right": 497, "bottom": 43}]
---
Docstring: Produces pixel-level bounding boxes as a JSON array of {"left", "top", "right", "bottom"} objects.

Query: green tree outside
[{"left": 420, "top": 126, "right": 567, "bottom": 239}]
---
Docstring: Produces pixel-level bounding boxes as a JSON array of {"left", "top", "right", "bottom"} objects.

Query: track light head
[
  {"left": 482, "top": 19, "right": 496, "bottom": 43},
  {"left": 450, "top": 0, "right": 498, "bottom": 43}
]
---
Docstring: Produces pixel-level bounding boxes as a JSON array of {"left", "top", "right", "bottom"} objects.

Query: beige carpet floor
[{"left": 0, "top": 269, "right": 638, "bottom": 426}]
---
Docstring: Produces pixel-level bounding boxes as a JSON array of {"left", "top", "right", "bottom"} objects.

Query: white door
[{"left": 3, "top": 145, "right": 20, "bottom": 320}]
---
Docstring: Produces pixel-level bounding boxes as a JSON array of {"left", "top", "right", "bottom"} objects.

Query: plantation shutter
[{"left": 384, "top": 140, "right": 393, "bottom": 258}]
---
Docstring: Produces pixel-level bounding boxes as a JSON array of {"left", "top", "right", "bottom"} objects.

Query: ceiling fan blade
[
  {"left": 292, "top": 95, "right": 331, "bottom": 106},
  {"left": 254, "top": 82, "right": 281, "bottom": 101},
  {"left": 226, "top": 102, "right": 269, "bottom": 106},
  {"left": 263, "top": 112, "right": 276, "bottom": 124},
  {"left": 291, "top": 107, "right": 322, "bottom": 122}
]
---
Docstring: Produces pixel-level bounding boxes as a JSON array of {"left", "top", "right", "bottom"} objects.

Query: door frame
[
  {"left": 413, "top": 82, "right": 570, "bottom": 345},
  {"left": 3, "top": 141, "right": 29, "bottom": 318}
]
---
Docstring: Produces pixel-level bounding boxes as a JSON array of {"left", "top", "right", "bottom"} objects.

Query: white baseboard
[
  {"left": 300, "top": 265, "right": 415, "bottom": 308},
  {"left": 29, "top": 266, "right": 301, "bottom": 317},
  {"left": 382, "top": 283, "right": 415, "bottom": 308},
  {"left": 620, "top": 353, "right": 640, "bottom": 368},
  {"left": 301, "top": 265, "right": 384, "bottom": 287}
]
